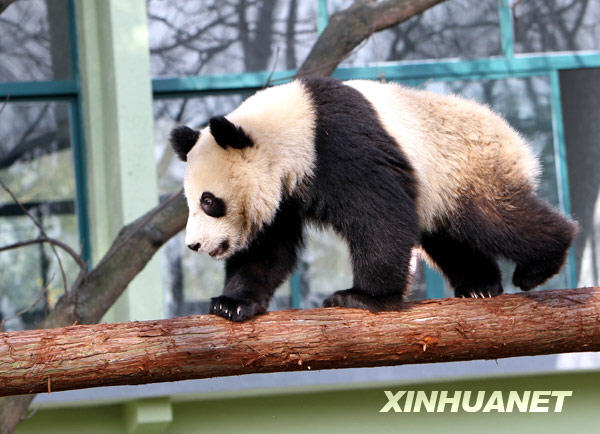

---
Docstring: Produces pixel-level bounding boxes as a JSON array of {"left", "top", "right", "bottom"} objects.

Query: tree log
[{"left": 1, "top": 287, "right": 598, "bottom": 397}]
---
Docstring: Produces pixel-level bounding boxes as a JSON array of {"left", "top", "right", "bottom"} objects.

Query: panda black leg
[
  {"left": 457, "top": 189, "right": 578, "bottom": 292},
  {"left": 323, "top": 288, "right": 405, "bottom": 310},
  {"left": 210, "top": 199, "right": 303, "bottom": 322},
  {"left": 421, "top": 230, "right": 503, "bottom": 298},
  {"left": 502, "top": 192, "right": 577, "bottom": 291},
  {"left": 322, "top": 191, "right": 419, "bottom": 311}
]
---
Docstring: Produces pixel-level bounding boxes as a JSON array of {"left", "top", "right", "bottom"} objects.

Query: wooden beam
[{"left": 0, "top": 287, "right": 599, "bottom": 397}]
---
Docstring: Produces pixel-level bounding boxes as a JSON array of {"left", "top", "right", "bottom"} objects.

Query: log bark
[{"left": 1, "top": 287, "right": 598, "bottom": 397}]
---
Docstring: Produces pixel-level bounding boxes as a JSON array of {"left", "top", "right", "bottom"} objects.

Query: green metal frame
[
  {"left": 0, "top": 0, "right": 91, "bottom": 265},
  {"left": 549, "top": 70, "right": 577, "bottom": 287},
  {"left": 67, "top": 0, "right": 92, "bottom": 265},
  {"left": 152, "top": 0, "right": 597, "bottom": 302},
  {"left": 152, "top": 53, "right": 600, "bottom": 97}
]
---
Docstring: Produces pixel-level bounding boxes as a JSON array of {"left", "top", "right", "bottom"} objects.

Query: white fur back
[{"left": 346, "top": 80, "right": 541, "bottom": 231}]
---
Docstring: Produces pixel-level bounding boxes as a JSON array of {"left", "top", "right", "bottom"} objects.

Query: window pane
[
  {"left": 514, "top": 0, "right": 600, "bottom": 53},
  {"left": 0, "top": 0, "right": 71, "bottom": 82},
  {"left": 148, "top": 0, "right": 319, "bottom": 77},
  {"left": 328, "top": 0, "right": 501, "bottom": 66},
  {"left": 0, "top": 101, "right": 80, "bottom": 330},
  {"left": 422, "top": 76, "right": 568, "bottom": 293}
]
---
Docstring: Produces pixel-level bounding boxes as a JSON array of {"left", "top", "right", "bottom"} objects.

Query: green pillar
[{"left": 76, "top": 0, "right": 164, "bottom": 321}]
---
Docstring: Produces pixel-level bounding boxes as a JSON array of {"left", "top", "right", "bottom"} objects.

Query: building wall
[{"left": 16, "top": 371, "right": 600, "bottom": 434}]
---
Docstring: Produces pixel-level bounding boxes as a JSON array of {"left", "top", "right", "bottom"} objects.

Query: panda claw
[{"left": 209, "top": 295, "right": 266, "bottom": 322}]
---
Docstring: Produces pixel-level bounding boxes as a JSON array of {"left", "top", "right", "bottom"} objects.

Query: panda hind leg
[
  {"left": 323, "top": 288, "right": 405, "bottom": 310},
  {"left": 322, "top": 237, "right": 414, "bottom": 310},
  {"left": 499, "top": 191, "right": 578, "bottom": 291},
  {"left": 421, "top": 230, "right": 503, "bottom": 298},
  {"left": 323, "top": 197, "right": 419, "bottom": 311}
]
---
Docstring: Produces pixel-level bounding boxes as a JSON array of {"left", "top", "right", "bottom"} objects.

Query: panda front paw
[{"left": 209, "top": 295, "right": 266, "bottom": 322}]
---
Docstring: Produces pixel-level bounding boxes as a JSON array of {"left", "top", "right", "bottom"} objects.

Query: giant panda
[{"left": 170, "top": 77, "right": 577, "bottom": 322}]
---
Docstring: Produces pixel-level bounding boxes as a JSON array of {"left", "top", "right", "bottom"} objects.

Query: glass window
[
  {"left": 513, "top": 0, "right": 600, "bottom": 54},
  {"left": 147, "top": 0, "right": 319, "bottom": 77},
  {"left": 422, "top": 75, "right": 569, "bottom": 293},
  {"left": 328, "top": 0, "right": 501, "bottom": 67},
  {"left": 0, "top": 0, "right": 71, "bottom": 82},
  {"left": 0, "top": 102, "right": 80, "bottom": 330}
]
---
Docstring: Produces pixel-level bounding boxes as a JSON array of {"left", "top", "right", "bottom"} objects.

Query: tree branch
[
  {"left": 46, "top": 190, "right": 188, "bottom": 329},
  {"left": 0, "top": 238, "right": 85, "bottom": 273},
  {"left": 0, "top": 178, "right": 71, "bottom": 294},
  {"left": 0, "top": 0, "right": 18, "bottom": 15},
  {"left": 297, "top": 0, "right": 447, "bottom": 77},
  {"left": 0, "top": 287, "right": 598, "bottom": 396}
]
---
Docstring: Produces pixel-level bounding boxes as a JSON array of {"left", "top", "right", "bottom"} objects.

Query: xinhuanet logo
[{"left": 380, "top": 390, "right": 573, "bottom": 413}]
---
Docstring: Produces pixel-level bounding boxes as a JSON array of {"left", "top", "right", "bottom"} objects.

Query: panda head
[{"left": 170, "top": 116, "right": 282, "bottom": 259}]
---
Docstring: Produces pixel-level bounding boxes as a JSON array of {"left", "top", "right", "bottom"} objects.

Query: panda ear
[
  {"left": 170, "top": 126, "right": 199, "bottom": 161},
  {"left": 209, "top": 116, "right": 253, "bottom": 150}
]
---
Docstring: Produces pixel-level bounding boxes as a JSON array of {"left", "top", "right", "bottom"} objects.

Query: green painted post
[
  {"left": 67, "top": 0, "right": 92, "bottom": 266},
  {"left": 75, "top": 0, "right": 164, "bottom": 321},
  {"left": 498, "top": 0, "right": 514, "bottom": 58},
  {"left": 550, "top": 70, "right": 577, "bottom": 288}
]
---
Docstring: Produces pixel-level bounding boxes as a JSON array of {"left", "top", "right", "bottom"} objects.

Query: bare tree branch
[
  {"left": 0, "top": 178, "right": 70, "bottom": 294},
  {"left": 0, "top": 237, "right": 86, "bottom": 273},
  {"left": 297, "top": 0, "right": 447, "bottom": 77},
  {"left": 47, "top": 189, "right": 187, "bottom": 328},
  {"left": 0, "top": 0, "right": 18, "bottom": 16},
  {"left": 0, "top": 280, "right": 51, "bottom": 332}
]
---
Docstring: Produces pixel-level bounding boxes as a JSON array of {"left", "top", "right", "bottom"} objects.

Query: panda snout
[{"left": 187, "top": 242, "right": 201, "bottom": 252}]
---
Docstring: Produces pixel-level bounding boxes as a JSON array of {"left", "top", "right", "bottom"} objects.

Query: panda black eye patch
[{"left": 200, "top": 192, "right": 226, "bottom": 218}]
